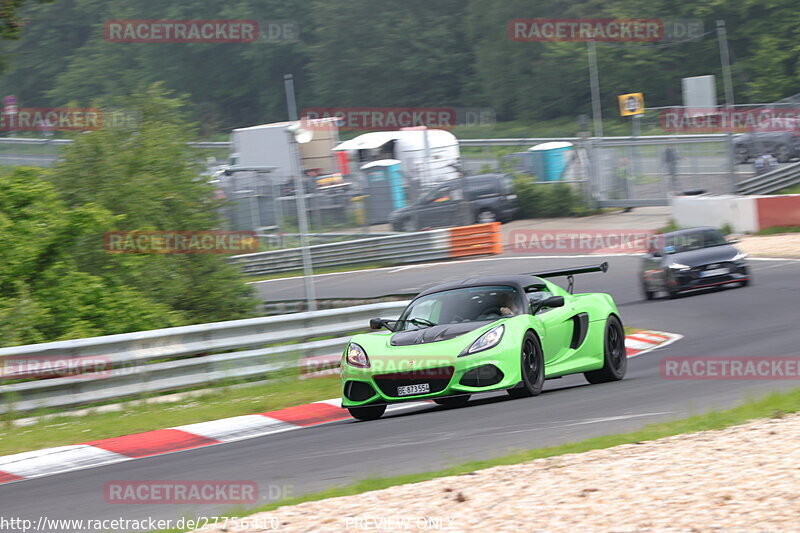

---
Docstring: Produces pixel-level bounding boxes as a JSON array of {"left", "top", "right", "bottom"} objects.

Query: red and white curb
[
  {"left": 0, "top": 330, "right": 679, "bottom": 485},
  {"left": 625, "top": 329, "right": 683, "bottom": 358}
]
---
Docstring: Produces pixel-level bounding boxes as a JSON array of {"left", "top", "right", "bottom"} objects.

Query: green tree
[
  {"left": 0, "top": 167, "right": 185, "bottom": 345},
  {"left": 49, "top": 84, "right": 257, "bottom": 324}
]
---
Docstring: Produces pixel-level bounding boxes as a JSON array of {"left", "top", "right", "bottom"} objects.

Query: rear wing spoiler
[
  {"left": 531, "top": 262, "right": 609, "bottom": 279},
  {"left": 528, "top": 262, "right": 609, "bottom": 293}
]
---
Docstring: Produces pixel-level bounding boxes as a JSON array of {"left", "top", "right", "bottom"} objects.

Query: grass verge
[
  {"left": 0, "top": 376, "right": 341, "bottom": 456},
  {"left": 755, "top": 225, "right": 800, "bottom": 235},
  {"left": 157, "top": 386, "right": 800, "bottom": 532}
]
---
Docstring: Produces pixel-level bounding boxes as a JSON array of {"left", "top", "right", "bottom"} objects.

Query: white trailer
[{"left": 333, "top": 129, "right": 460, "bottom": 189}]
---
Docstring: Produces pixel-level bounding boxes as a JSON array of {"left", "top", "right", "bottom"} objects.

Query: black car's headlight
[
  {"left": 732, "top": 252, "right": 748, "bottom": 263},
  {"left": 463, "top": 324, "right": 504, "bottom": 356},
  {"left": 345, "top": 343, "right": 370, "bottom": 368},
  {"left": 668, "top": 262, "right": 692, "bottom": 272}
]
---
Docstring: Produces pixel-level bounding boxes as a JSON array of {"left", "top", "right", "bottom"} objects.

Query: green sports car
[{"left": 341, "top": 262, "right": 626, "bottom": 420}]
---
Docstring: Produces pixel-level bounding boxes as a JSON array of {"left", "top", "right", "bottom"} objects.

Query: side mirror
[
  {"left": 727, "top": 238, "right": 740, "bottom": 244},
  {"left": 369, "top": 318, "right": 386, "bottom": 330},
  {"left": 542, "top": 296, "right": 565, "bottom": 308},
  {"left": 529, "top": 295, "right": 565, "bottom": 315}
]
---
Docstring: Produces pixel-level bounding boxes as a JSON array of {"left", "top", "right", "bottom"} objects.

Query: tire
[
  {"left": 775, "top": 144, "right": 791, "bottom": 163},
  {"left": 642, "top": 279, "right": 654, "bottom": 300},
  {"left": 507, "top": 331, "right": 545, "bottom": 398},
  {"left": 584, "top": 315, "right": 627, "bottom": 384},
  {"left": 402, "top": 218, "right": 416, "bottom": 232},
  {"left": 434, "top": 395, "right": 471, "bottom": 406},
  {"left": 348, "top": 405, "right": 386, "bottom": 421},
  {"left": 476, "top": 209, "right": 497, "bottom": 224},
  {"left": 667, "top": 287, "right": 680, "bottom": 299},
  {"left": 734, "top": 145, "right": 750, "bottom": 164}
]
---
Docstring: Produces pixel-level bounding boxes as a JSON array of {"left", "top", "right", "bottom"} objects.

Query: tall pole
[
  {"left": 587, "top": 40, "right": 603, "bottom": 204},
  {"left": 284, "top": 74, "right": 298, "bottom": 121},
  {"left": 716, "top": 20, "right": 737, "bottom": 193},
  {"left": 284, "top": 74, "right": 316, "bottom": 311},
  {"left": 587, "top": 40, "right": 603, "bottom": 139}
]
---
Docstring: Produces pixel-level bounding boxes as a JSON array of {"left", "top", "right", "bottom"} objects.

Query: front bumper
[
  {"left": 668, "top": 263, "right": 749, "bottom": 292},
  {"left": 340, "top": 345, "right": 519, "bottom": 408}
]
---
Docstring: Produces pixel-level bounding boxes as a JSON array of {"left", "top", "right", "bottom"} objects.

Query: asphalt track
[{"left": 3, "top": 255, "right": 800, "bottom": 531}]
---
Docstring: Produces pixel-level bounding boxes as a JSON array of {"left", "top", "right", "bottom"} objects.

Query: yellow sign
[{"left": 618, "top": 92, "right": 644, "bottom": 116}]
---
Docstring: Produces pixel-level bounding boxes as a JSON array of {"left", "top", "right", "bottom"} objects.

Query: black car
[
  {"left": 389, "top": 173, "right": 518, "bottom": 232},
  {"left": 641, "top": 227, "right": 750, "bottom": 299},
  {"left": 734, "top": 130, "right": 800, "bottom": 163}
]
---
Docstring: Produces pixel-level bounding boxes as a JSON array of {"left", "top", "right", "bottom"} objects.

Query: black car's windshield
[
  {"left": 664, "top": 229, "right": 728, "bottom": 253},
  {"left": 396, "top": 285, "right": 520, "bottom": 331}
]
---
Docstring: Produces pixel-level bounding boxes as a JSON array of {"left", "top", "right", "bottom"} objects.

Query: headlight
[
  {"left": 732, "top": 252, "right": 748, "bottom": 263},
  {"left": 465, "top": 324, "right": 505, "bottom": 355},
  {"left": 668, "top": 262, "right": 691, "bottom": 271},
  {"left": 346, "top": 343, "right": 370, "bottom": 368}
]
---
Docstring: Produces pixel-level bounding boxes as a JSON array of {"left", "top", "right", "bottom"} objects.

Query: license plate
[
  {"left": 701, "top": 268, "right": 728, "bottom": 277},
  {"left": 397, "top": 383, "right": 430, "bottom": 396}
]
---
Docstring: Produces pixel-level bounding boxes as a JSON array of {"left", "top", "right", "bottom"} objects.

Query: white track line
[{"left": 250, "top": 255, "right": 800, "bottom": 284}]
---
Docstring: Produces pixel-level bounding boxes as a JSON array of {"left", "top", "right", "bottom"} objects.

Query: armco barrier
[
  {"left": 672, "top": 194, "right": 800, "bottom": 233},
  {"left": 0, "top": 301, "right": 409, "bottom": 414},
  {"left": 449, "top": 222, "right": 503, "bottom": 258},
  {"left": 736, "top": 161, "right": 800, "bottom": 195},
  {"left": 230, "top": 223, "right": 502, "bottom": 276}
]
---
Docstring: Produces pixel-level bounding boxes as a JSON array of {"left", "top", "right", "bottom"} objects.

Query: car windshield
[
  {"left": 396, "top": 285, "right": 520, "bottom": 331},
  {"left": 664, "top": 229, "right": 728, "bottom": 253},
  {"left": 417, "top": 184, "right": 452, "bottom": 204}
]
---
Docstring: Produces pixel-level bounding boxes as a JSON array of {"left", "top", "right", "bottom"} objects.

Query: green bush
[
  {"left": 511, "top": 175, "right": 588, "bottom": 218},
  {"left": 0, "top": 86, "right": 258, "bottom": 347}
]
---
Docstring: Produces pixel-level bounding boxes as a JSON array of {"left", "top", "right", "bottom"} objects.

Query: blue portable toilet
[
  {"left": 361, "top": 159, "right": 407, "bottom": 224},
  {"left": 528, "top": 142, "right": 574, "bottom": 182}
]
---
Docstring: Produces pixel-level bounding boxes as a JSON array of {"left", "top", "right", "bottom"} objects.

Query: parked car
[
  {"left": 640, "top": 227, "right": 749, "bottom": 300},
  {"left": 388, "top": 173, "right": 518, "bottom": 232},
  {"left": 734, "top": 130, "right": 800, "bottom": 163}
]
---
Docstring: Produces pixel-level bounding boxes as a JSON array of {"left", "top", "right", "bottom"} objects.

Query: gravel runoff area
[
  {"left": 192, "top": 413, "right": 800, "bottom": 533},
  {"left": 738, "top": 233, "right": 800, "bottom": 258}
]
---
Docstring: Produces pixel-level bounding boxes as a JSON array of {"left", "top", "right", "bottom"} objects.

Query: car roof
[
  {"left": 659, "top": 226, "right": 720, "bottom": 238},
  {"left": 416, "top": 275, "right": 546, "bottom": 298}
]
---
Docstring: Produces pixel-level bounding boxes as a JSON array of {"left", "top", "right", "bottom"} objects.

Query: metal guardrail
[
  {"left": 0, "top": 138, "right": 230, "bottom": 148},
  {"left": 232, "top": 230, "right": 450, "bottom": 275},
  {"left": 0, "top": 134, "right": 729, "bottom": 150},
  {"left": 263, "top": 293, "right": 416, "bottom": 316},
  {"left": 0, "top": 301, "right": 410, "bottom": 414},
  {"left": 232, "top": 223, "right": 501, "bottom": 276},
  {"left": 736, "top": 161, "right": 800, "bottom": 194},
  {"left": 458, "top": 134, "right": 728, "bottom": 147},
  {"left": 596, "top": 199, "right": 670, "bottom": 208}
]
